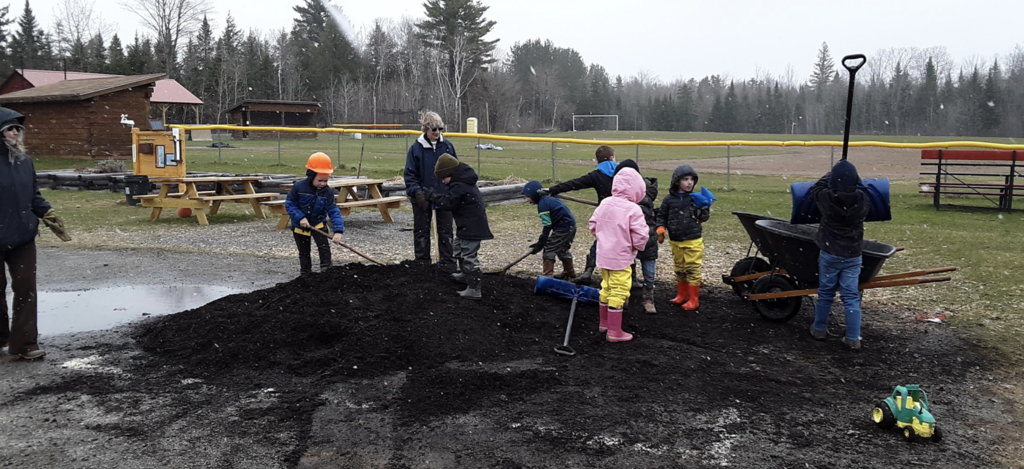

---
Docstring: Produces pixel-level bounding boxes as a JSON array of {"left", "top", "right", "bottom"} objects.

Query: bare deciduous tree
[{"left": 121, "top": 0, "right": 211, "bottom": 77}]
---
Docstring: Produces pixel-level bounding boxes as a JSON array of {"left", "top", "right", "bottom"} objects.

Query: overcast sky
[{"left": 20, "top": 0, "right": 1024, "bottom": 84}]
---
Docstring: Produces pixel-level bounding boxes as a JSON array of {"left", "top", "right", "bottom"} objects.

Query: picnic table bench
[
  {"left": 919, "top": 149, "right": 1022, "bottom": 211},
  {"left": 263, "top": 178, "right": 405, "bottom": 228},
  {"left": 140, "top": 176, "right": 277, "bottom": 225}
]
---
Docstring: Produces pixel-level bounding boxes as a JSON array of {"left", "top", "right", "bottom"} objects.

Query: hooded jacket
[
  {"left": 656, "top": 164, "right": 709, "bottom": 242},
  {"left": 523, "top": 181, "right": 575, "bottom": 241},
  {"left": 284, "top": 169, "right": 345, "bottom": 233},
  {"left": 810, "top": 173, "right": 869, "bottom": 257},
  {"left": 424, "top": 163, "right": 493, "bottom": 241},
  {"left": 547, "top": 160, "right": 617, "bottom": 202},
  {"left": 0, "top": 140, "right": 51, "bottom": 251},
  {"left": 588, "top": 167, "right": 650, "bottom": 270},
  {"left": 613, "top": 160, "right": 659, "bottom": 260},
  {"left": 404, "top": 133, "right": 457, "bottom": 198}
]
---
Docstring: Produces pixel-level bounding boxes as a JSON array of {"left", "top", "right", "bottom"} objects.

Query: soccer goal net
[{"left": 572, "top": 114, "right": 619, "bottom": 132}]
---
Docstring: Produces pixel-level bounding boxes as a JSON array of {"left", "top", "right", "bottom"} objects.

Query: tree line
[{"left": 1, "top": 0, "right": 1022, "bottom": 137}]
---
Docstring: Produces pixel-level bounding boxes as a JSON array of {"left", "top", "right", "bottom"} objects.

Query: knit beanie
[
  {"left": 828, "top": 160, "right": 860, "bottom": 190},
  {"left": 613, "top": 158, "right": 639, "bottom": 176},
  {"left": 434, "top": 153, "right": 460, "bottom": 179}
]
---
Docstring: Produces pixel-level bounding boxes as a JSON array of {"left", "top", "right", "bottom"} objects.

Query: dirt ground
[
  {"left": 647, "top": 146, "right": 925, "bottom": 180},
  {"left": 0, "top": 247, "right": 1018, "bottom": 468}
]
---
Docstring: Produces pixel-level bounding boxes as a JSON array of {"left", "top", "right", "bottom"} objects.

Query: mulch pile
[{"left": 27, "top": 262, "right": 1003, "bottom": 467}]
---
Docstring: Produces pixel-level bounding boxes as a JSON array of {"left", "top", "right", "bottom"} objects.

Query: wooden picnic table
[
  {"left": 137, "top": 176, "right": 277, "bottom": 225},
  {"left": 265, "top": 178, "right": 405, "bottom": 228}
]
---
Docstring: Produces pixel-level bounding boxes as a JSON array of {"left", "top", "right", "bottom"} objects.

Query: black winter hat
[
  {"left": 829, "top": 160, "right": 860, "bottom": 190},
  {"left": 434, "top": 153, "right": 460, "bottom": 179},
  {"left": 613, "top": 158, "right": 639, "bottom": 176}
]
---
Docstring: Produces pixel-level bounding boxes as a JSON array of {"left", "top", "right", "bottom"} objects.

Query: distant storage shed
[
  {"left": 0, "top": 73, "right": 164, "bottom": 159},
  {"left": 226, "top": 99, "right": 320, "bottom": 139}
]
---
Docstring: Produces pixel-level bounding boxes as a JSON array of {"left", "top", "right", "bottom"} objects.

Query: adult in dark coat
[
  {"left": 403, "top": 111, "right": 458, "bottom": 272},
  {"left": 0, "top": 107, "right": 70, "bottom": 361}
]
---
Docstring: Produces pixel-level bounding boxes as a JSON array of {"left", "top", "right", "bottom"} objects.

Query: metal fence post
[
  {"left": 551, "top": 142, "right": 556, "bottom": 181},
  {"left": 277, "top": 132, "right": 282, "bottom": 165},
  {"left": 726, "top": 145, "right": 731, "bottom": 190},
  {"left": 830, "top": 146, "right": 835, "bottom": 168},
  {"left": 218, "top": 143, "right": 222, "bottom": 163},
  {"left": 477, "top": 138, "right": 481, "bottom": 175},
  {"left": 337, "top": 132, "right": 341, "bottom": 168},
  {"left": 635, "top": 144, "right": 639, "bottom": 165}
]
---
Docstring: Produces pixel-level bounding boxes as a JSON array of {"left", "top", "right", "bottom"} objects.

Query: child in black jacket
[
  {"left": 808, "top": 160, "right": 870, "bottom": 351},
  {"left": 655, "top": 164, "right": 709, "bottom": 311},
  {"left": 423, "top": 154, "right": 493, "bottom": 300}
]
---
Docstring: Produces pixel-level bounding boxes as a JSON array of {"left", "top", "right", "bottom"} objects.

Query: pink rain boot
[
  {"left": 599, "top": 303, "right": 609, "bottom": 333},
  {"left": 606, "top": 308, "right": 633, "bottom": 342}
]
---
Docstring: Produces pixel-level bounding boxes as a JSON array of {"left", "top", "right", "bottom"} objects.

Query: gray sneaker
[
  {"left": 841, "top": 337, "right": 862, "bottom": 351},
  {"left": 809, "top": 324, "right": 827, "bottom": 340},
  {"left": 11, "top": 349, "right": 46, "bottom": 361}
]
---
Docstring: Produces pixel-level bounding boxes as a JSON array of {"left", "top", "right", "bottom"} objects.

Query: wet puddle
[{"left": 5, "top": 286, "right": 243, "bottom": 336}]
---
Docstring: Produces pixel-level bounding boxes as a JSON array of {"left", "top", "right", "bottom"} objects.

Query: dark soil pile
[{"left": 25, "top": 262, "right": 1011, "bottom": 467}]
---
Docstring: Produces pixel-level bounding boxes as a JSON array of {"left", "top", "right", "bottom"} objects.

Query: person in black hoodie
[
  {"left": 423, "top": 154, "right": 493, "bottom": 300},
  {"left": 808, "top": 160, "right": 870, "bottom": 351},
  {"left": 613, "top": 159, "right": 660, "bottom": 314},
  {"left": 541, "top": 145, "right": 617, "bottom": 284},
  {"left": 656, "top": 164, "right": 710, "bottom": 312},
  {"left": 0, "top": 107, "right": 70, "bottom": 361}
]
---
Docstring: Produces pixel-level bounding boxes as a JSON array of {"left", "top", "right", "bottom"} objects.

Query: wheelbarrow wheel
[
  {"left": 729, "top": 257, "right": 771, "bottom": 298},
  {"left": 750, "top": 275, "right": 802, "bottom": 322}
]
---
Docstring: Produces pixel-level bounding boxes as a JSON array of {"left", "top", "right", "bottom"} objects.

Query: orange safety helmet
[{"left": 305, "top": 152, "right": 334, "bottom": 174}]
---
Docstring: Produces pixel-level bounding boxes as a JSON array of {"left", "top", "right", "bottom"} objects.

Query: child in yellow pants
[
  {"left": 588, "top": 167, "right": 650, "bottom": 342},
  {"left": 656, "top": 165, "right": 710, "bottom": 311}
]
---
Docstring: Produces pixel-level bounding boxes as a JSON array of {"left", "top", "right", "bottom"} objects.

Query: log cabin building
[
  {"left": 0, "top": 74, "right": 164, "bottom": 159},
  {"left": 225, "top": 100, "right": 320, "bottom": 140}
]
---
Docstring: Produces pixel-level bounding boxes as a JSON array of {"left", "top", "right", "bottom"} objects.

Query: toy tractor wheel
[
  {"left": 932, "top": 427, "right": 943, "bottom": 443},
  {"left": 729, "top": 257, "right": 771, "bottom": 298},
  {"left": 903, "top": 426, "right": 916, "bottom": 442},
  {"left": 872, "top": 402, "right": 896, "bottom": 429},
  {"left": 750, "top": 275, "right": 802, "bottom": 322}
]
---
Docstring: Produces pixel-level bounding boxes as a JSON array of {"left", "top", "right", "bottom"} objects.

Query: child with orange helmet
[{"left": 285, "top": 152, "right": 344, "bottom": 273}]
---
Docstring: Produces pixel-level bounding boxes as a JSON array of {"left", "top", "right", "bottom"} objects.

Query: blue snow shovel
[{"left": 535, "top": 276, "right": 600, "bottom": 356}]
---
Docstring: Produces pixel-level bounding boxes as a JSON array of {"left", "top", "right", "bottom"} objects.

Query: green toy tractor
[{"left": 872, "top": 385, "right": 943, "bottom": 442}]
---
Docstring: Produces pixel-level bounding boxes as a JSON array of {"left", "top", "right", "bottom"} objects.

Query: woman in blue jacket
[
  {"left": 1, "top": 107, "right": 69, "bottom": 361},
  {"left": 285, "top": 152, "right": 345, "bottom": 274},
  {"left": 403, "top": 111, "right": 458, "bottom": 272}
]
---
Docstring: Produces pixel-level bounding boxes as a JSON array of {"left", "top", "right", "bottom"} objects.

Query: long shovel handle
[
  {"left": 309, "top": 226, "right": 386, "bottom": 266},
  {"left": 553, "top": 194, "right": 598, "bottom": 207},
  {"left": 840, "top": 54, "right": 867, "bottom": 161},
  {"left": 502, "top": 250, "right": 534, "bottom": 272},
  {"left": 554, "top": 296, "right": 577, "bottom": 356}
]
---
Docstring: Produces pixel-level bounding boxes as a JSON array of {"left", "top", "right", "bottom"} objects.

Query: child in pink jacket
[{"left": 588, "top": 167, "right": 650, "bottom": 342}]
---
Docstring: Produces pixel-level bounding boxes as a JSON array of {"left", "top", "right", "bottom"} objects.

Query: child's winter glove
[
  {"left": 656, "top": 226, "right": 667, "bottom": 244},
  {"left": 41, "top": 209, "right": 71, "bottom": 242},
  {"left": 415, "top": 191, "right": 430, "bottom": 210},
  {"left": 695, "top": 207, "right": 710, "bottom": 224}
]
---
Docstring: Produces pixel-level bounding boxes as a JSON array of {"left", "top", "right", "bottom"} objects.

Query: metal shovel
[
  {"left": 483, "top": 250, "right": 534, "bottom": 275},
  {"left": 554, "top": 295, "right": 578, "bottom": 356},
  {"left": 309, "top": 227, "right": 386, "bottom": 265}
]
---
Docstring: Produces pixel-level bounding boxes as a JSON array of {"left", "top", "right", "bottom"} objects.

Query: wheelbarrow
[
  {"left": 535, "top": 276, "right": 600, "bottom": 356},
  {"left": 745, "top": 219, "right": 956, "bottom": 322},
  {"left": 721, "top": 211, "right": 789, "bottom": 298}
]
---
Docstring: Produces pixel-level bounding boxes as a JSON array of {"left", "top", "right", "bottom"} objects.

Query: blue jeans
[
  {"left": 812, "top": 251, "right": 862, "bottom": 340},
  {"left": 639, "top": 258, "right": 656, "bottom": 290}
]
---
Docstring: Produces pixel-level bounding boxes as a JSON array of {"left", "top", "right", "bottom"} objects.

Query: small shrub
[{"left": 95, "top": 159, "right": 127, "bottom": 173}]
